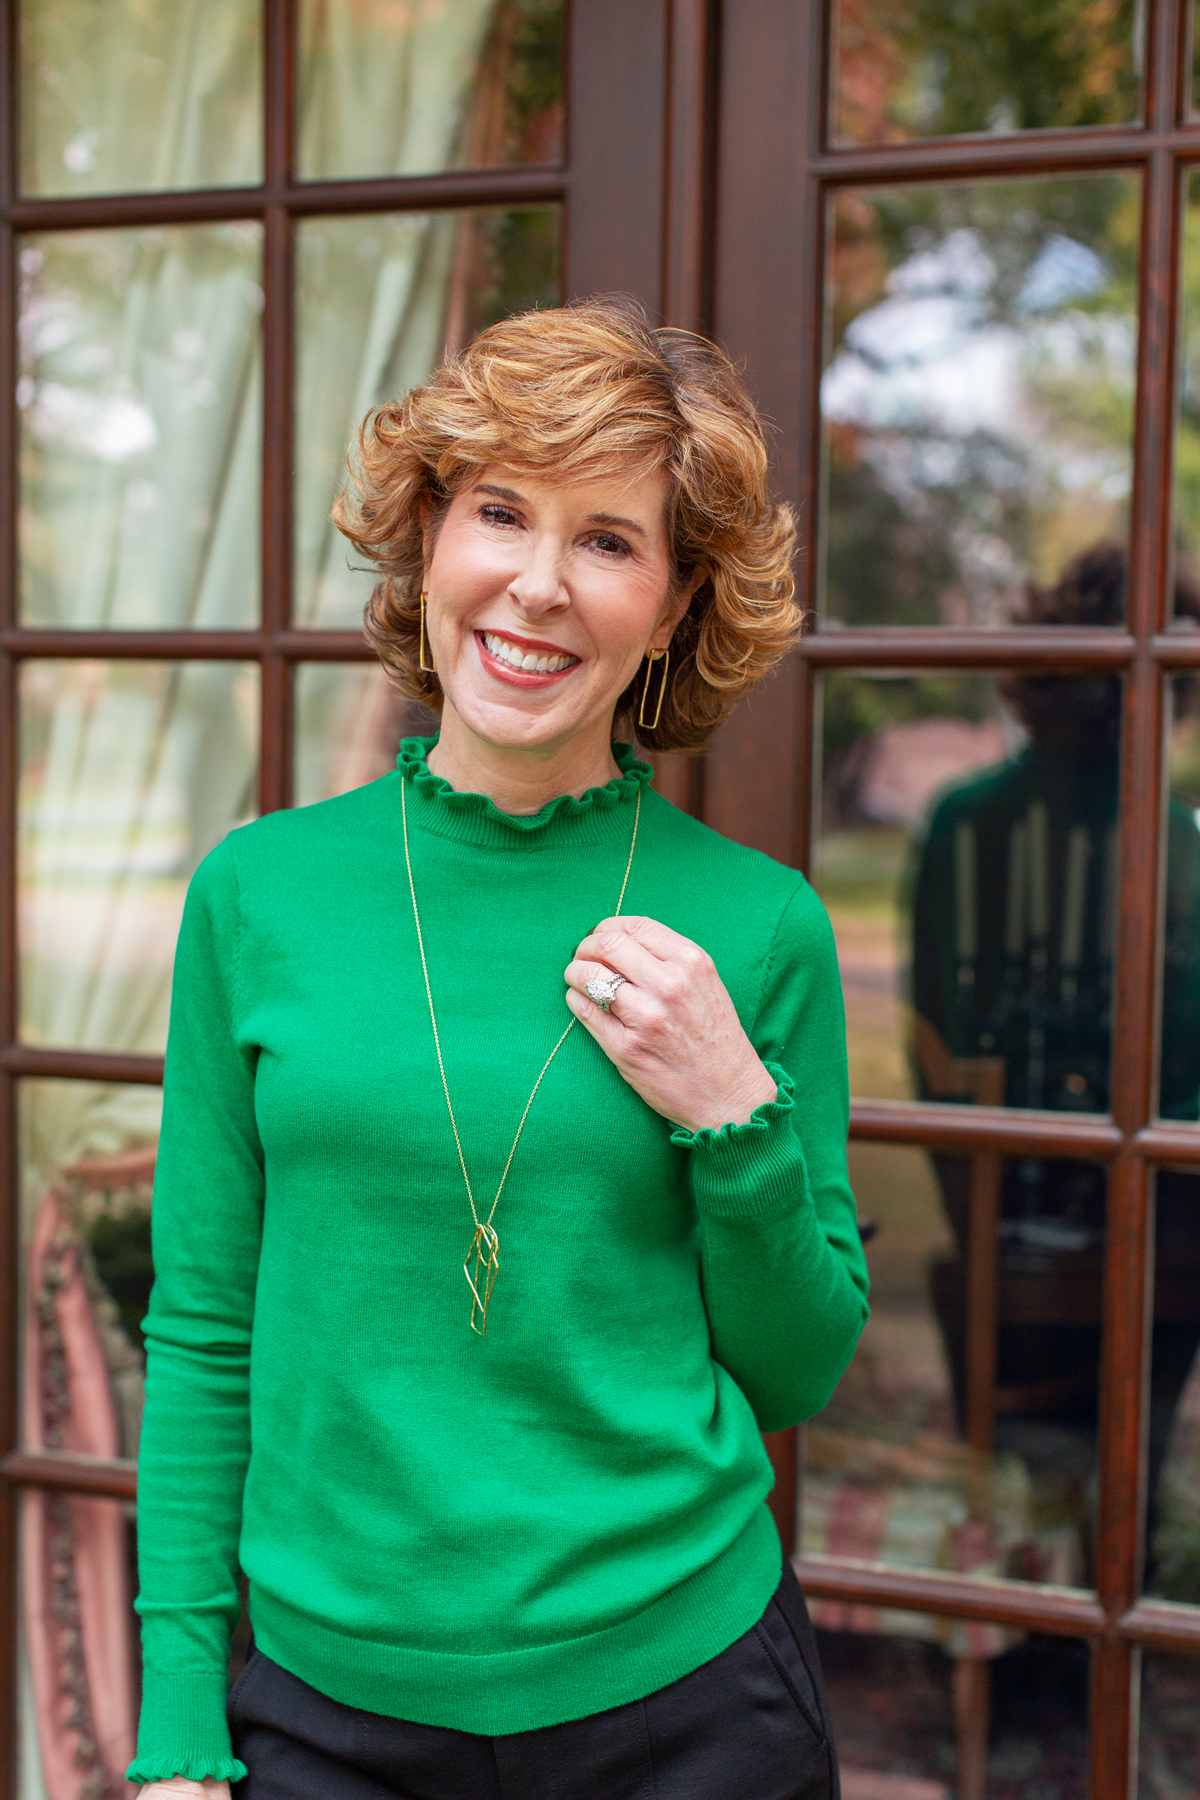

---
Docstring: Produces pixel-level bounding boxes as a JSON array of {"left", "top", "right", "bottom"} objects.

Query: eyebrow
[{"left": 471, "top": 483, "right": 648, "bottom": 539}]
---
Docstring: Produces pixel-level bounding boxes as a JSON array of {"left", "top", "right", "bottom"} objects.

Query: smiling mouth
[{"left": 478, "top": 630, "right": 581, "bottom": 677}]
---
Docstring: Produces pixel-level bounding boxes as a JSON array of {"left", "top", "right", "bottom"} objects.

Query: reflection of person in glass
[
  {"left": 910, "top": 544, "right": 1200, "bottom": 1506},
  {"left": 129, "top": 302, "right": 867, "bottom": 1800}
]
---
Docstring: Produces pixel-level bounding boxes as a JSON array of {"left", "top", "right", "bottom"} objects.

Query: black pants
[{"left": 229, "top": 1562, "right": 839, "bottom": 1799}]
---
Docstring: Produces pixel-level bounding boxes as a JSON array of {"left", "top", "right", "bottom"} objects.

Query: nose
[{"left": 508, "top": 534, "right": 568, "bottom": 620}]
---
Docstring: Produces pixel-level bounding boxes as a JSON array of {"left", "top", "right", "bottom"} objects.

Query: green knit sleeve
[
  {"left": 671, "top": 878, "right": 869, "bottom": 1432},
  {"left": 127, "top": 837, "right": 261, "bottom": 1785}
]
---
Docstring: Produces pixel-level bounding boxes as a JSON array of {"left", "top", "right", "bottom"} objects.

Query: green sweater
[{"left": 129, "top": 739, "right": 868, "bottom": 1785}]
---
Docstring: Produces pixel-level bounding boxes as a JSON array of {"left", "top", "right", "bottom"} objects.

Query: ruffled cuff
[
  {"left": 127, "top": 1668, "right": 247, "bottom": 1786},
  {"left": 670, "top": 1064, "right": 812, "bottom": 1222}
]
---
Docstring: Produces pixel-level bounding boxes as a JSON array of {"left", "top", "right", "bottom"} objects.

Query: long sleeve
[
  {"left": 672, "top": 879, "right": 868, "bottom": 1433},
  {"left": 128, "top": 839, "right": 263, "bottom": 1784}
]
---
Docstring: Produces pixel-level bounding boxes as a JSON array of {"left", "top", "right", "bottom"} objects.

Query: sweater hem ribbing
[{"left": 250, "top": 1507, "right": 782, "bottom": 1736}]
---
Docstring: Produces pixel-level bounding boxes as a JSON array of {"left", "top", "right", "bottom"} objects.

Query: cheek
[
  {"left": 428, "top": 525, "right": 509, "bottom": 611},
  {"left": 586, "top": 574, "right": 670, "bottom": 661}
]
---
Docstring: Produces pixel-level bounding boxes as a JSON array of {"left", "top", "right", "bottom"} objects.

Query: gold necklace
[{"left": 401, "top": 775, "right": 642, "bottom": 1335}]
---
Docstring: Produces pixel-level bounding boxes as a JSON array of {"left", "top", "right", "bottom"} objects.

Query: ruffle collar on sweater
[{"left": 395, "top": 736, "right": 654, "bottom": 838}]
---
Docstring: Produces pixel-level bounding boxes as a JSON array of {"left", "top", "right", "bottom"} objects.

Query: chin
[{"left": 451, "top": 685, "right": 605, "bottom": 753}]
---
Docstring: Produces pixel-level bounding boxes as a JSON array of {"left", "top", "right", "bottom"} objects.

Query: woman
[{"left": 130, "top": 299, "right": 868, "bottom": 1800}]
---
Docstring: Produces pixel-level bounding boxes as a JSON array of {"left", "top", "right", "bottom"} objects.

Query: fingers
[
  {"left": 580, "top": 915, "right": 698, "bottom": 964},
  {"left": 579, "top": 915, "right": 715, "bottom": 981},
  {"left": 570, "top": 931, "right": 664, "bottom": 995},
  {"left": 564, "top": 958, "right": 643, "bottom": 1023}
]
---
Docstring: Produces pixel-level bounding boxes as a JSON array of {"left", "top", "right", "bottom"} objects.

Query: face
[{"left": 422, "top": 463, "right": 689, "bottom": 755}]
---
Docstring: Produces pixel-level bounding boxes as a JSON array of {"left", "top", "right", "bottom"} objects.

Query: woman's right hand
[{"left": 139, "top": 1782, "right": 231, "bottom": 1799}]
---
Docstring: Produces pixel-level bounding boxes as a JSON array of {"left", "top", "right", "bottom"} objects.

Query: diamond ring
[{"left": 584, "top": 971, "right": 628, "bottom": 1012}]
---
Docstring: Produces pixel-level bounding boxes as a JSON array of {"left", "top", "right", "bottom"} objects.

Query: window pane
[
  {"left": 819, "top": 1618, "right": 1088, "bottom": 1797},
  {"left": 1159, "top": 679, "right": 1200, "bottom": 1126},
  {"left": 1140, "top": 1652, "right": 1200, "bottom": 1794},
  {"left": 295, "top": 206, "right": 559, "bottom": 630},
  {"left": 20, "top": 0, "right": 261, "bottom": 196},
  {"left": 20, "top": 225, "right": 262, "bottom": 629},
  {"left": 817, "top": 670, "right": 1124, "bottom": 1112},
  {"left": 1145, "top": 1166, "right": 1200, "bottom": 1603},
  {"left": 821, "top": 175, "right": 1139, "bottom": 627},
  {"left": 830, "top": 0, "right": 1143, "bottom": 145},
  {"left": 19, "top": 1496, "right": 140, "bottom": 1794},
  {"left": 298, "top": 0, "right": 564, "bottom": 181},
  {"left": 18, "top": 1078, "right": 160, "bottom": 1462},
  {"left": 19, "top": 661, "right": 259, "bottom": 1055},
  {"left": 16, "top": 1083, "right": 158, "bottom": 1790},
  {"left": 294, "top": 664, "right": 434, "bottom": 808},
  {"left": 804, "top": 1144, "right": 1101, "bottom": 1592},
  {"left": 1173, "top": 174, "right": 1200, "bottom": 618}
]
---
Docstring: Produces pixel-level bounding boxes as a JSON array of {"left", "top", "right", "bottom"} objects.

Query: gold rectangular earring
[
  {"left": 638, "top": 647, "right": 669, "bottom": 731},
  {"left": 419, "top": 591, "right": 434, "bottom": 673}
]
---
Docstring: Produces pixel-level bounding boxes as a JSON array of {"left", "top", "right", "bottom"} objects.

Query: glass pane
[
  {"left": 20, "top": 0, "right": 261, "bottom": 196},
  {"left": 19, "top": 661, "right": 259, "bottom": 1055},
  {"left": 817, "top": 670, "right": 1125, "bottom": 1112},
  {"left": 821, "top": 174, "right": 1140, "bottom": 627},
  {"left": 1159, "top": 678, "right": 1200, "bottom": 1124},
  {"left": 1172, "top": 174, "right": 1200, "bottom": 618},
  {"left": 294, "top": 664, "right": 433, "bottom": 809},
  {"left": 19, "top": 1078, "right": 161, "bottom": 1464},
  {"left": 1145, "top": 1166, "right": 1200, "bottom": 1603},
  {"left": 830, "top": 0, "right": 1142, "bottom": 145},
  {"left": 804, "top": 1144, "right": 1101, "bottom": 1591},
  {"left": 19, "top": 1496, "right": 140, "bottom": 1794},
  {"left": 19, "top": 224, "right": 262, "bottom": 630},
  {"left": 1140, "top": 1652, "right": 1200, "bottom": 1795},
  {"left": 820, "top": 1619, "right": 1088, "bottom": 1797},
  {"left": 295, "top": 206, "right": 559, "bottom": 629},
  {"left": 299, "top": 0, "right": 564, "bottom": 181}
]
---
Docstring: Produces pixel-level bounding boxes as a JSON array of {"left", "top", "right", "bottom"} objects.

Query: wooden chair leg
[{"left": 952, "top": 1657, "right": 991, "bottom": 1800}]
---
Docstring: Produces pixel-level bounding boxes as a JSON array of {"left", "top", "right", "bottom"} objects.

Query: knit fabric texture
[{"left": 128, "top": 738, "right": 869, "bottom": 1783}]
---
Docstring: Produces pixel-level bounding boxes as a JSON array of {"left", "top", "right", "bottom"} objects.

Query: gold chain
[{"left": 401, "top": 777, "right": 642, "bottom": 1335}]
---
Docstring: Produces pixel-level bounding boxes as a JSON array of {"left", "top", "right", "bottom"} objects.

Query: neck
[{"left": 425, "top": 706, "right": 623, "bottom": 815}]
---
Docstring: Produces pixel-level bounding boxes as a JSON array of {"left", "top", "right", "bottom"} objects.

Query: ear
[{"left": 648, "top": 565, "right": 707, "bottom": 652}]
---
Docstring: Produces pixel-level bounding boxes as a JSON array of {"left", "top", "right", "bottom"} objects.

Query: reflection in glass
[
  {"left": 19, "top": 1498, "right": 140, "bottom": 1797},
  {"left": 19, "top": 662, "right": 258, "bottom": 1054},
  {"left": 17, "top": 1083, "right": 157, "bottom": 1793},
  {"left": 805, "top": 1145, "right": 1098, "bottom": 1581},
  {"left": 818, "top": 632, "right": 1200, "bottom": 1117},
  {"left": 830, "top": 0, "right": 1142, "bottom": 145},
  {"left": 1140, "top": 1653, "right": 1200, "bottom": 1796},
  {"left": 19, "top": 1079, "right": 160, "bottom": 1461},
  {"left": 295, "top": 665, "right": 436, "bottom": 808},
  {"left": 820, "top": 174, "right": 1140, "bottom": 627},
  {"left": 19, "top": 0, "right": 261, "bottom": 196},
  {"left": 295, "top": 207, "right": 559, "bottom": 629},
  {"left": 805, "top": 1141, "right": 1097, "bottom": 1787},
  {"left": 19, "top": 224, "right": 263, "bottom": 629},
  {"left": 1146, "top": 1167, "right": 1200, "bottom": 1604},
  {"left": 1173, "top": 173, "right": 1200, "bottom": 610},
  {"left": 299, "top": 0, "right": 563, "bottom": 181},
  {"left": 818, "top": 1622, "right": 1088, "bottom": 1799}
]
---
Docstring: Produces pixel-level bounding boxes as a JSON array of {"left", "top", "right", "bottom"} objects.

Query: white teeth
[{"left": 482, "top": 632, "right": 575, "bottom": 674}]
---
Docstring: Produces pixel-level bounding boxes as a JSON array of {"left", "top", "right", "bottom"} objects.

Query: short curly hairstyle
[{"left": 331, "top": 296, "right": 800, "bottom": 752}]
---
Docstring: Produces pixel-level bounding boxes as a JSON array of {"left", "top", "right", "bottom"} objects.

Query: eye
[
  {"left": 584, "top": 531, "right": 632, "bottom": 559},
  {"left": 479, "top": 503, "right": 520, "bottom": 528}
]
